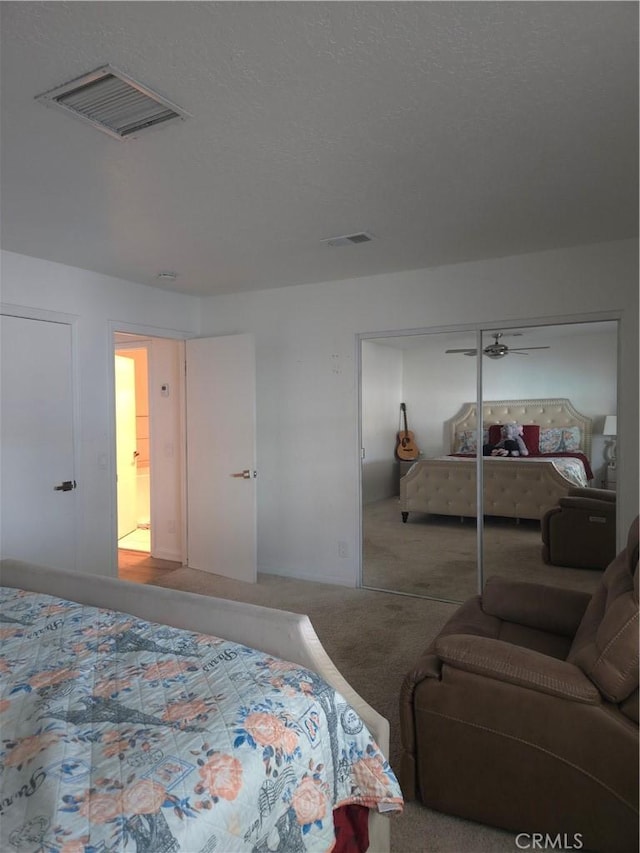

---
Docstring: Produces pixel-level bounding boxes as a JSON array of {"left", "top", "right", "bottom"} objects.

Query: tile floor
[{"left": 118, "top": 526, "right": 150, "bottom": 552}]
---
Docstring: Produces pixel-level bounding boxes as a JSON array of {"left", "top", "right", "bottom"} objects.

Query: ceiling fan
[{"left": 445, "top": 332, "right": 551, "bottom": 359}]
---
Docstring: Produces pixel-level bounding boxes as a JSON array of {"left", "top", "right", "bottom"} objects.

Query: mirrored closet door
[
  {"left": 480, "top": 320, "right": 618, "bottom": 598},
  {"left": 360, "top": 329, "right": 480, "bottom": 603},
  {"left": 360, "top": 319, "right": 619, "bottom": 604}
]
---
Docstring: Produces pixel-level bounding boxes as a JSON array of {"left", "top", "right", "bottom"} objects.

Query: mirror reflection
[
  {"left": 481, "top": 321, "right": 618, "bottom": 597},
  {"left": 360, "top": 320, "right": 618, "bottom": 603},
  {"left": 361, "top": 330, "right": 479, "bottom": 602}
]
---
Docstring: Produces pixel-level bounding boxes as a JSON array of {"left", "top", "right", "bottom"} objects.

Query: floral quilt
[
  {"left": 489, "top": 455, "right": 588, "bottom": 488},
  {"left": 539, "top": 456, "right": 588, "bottom": 488},
  {"left": 0, "top": 588, "right": 402, "bottom": 853}
]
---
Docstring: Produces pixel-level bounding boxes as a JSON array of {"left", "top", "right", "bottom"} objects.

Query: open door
[{"left": 185, "top": 334, "right": 257, "bottom": 582}]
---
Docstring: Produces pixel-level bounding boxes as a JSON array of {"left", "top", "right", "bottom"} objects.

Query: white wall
[
  {"left": 361, "top": 341, "right": 403, "bottom": 503},
  {"left": 148, "top": 338, "right": 185, "bottom": 562},
  {"left": 1, "top": 241, "right": 636, "bottom": 584},
  {"left": 401, "top": 331, "right": 478, "bottom": 459},
  {"left": 0, "top": 250, "right": 200, "bottom": 575},
  {"left": 199, "top": 239, "right": 639, "bottom": 585}
]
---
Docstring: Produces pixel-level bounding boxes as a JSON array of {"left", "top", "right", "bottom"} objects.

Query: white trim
[
  {"left": 613, "top": 316, "right": 624, "bottom": 548},
  {"left": 178, "top": 342, "right": 187, "bottom": 565},
  {"left": 108, "top": 319, "right": 190, "bottom": 341},
  {"left": 107, "top": 326, "right": 119, "bottom": 576},
  {"left": 355, "top": 333, "right": 364, "bottom": 589},
  {"left": 475, "top": 329, "right": 484, "bottom": 596},
  {"left": 147, "top": 340, "right": 157, "bottom": 562},
  {"left": 113, "top": 339, "right": 151, "bottom": 350},
  {"left": 152, "top": 547, "right": 182, "bottom": 562},
  {"left": 0, "top": 302, "right": 79, "bottom": 325},
  {"left": 260, "top": 566, "right": 356, "bottom": 588},
  {"left": 357, "top": 309, "right": 622, "bottom": 344}
]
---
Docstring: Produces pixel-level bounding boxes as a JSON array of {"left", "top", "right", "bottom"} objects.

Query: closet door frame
[{"left": 357, "top": 310, "right": 622, "bottom": 601}]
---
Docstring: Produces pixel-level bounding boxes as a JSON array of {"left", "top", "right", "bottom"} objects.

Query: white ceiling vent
[
  {"left": 35, "top": 65, "right": 189, "bottom": 140},
  {"left": 322, "top": 232, "right": 375, "bottom": 248}
]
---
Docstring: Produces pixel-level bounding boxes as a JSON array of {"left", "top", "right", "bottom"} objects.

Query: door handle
[
  {"left": 230, "top": 470, "right": 257, "bottom": 479},
  {"left": 54, "top": 480, "right": 77, "bottom": 491}
]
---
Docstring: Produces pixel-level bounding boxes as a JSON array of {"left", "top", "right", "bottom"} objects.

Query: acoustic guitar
[{"left": 396, "top": 403, "right": 420, "bottom": 461}]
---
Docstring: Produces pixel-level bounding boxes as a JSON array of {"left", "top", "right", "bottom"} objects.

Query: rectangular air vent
[
  {"left": 35, "top": 65, "right": 189, "bottom": 140},
  {"left": 322, "top": 232, "right": 375, "bottom": 247}
]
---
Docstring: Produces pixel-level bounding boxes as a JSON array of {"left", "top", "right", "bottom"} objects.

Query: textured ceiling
[{"left": 1, "top": 2, "right": 637, "bottom": 297}]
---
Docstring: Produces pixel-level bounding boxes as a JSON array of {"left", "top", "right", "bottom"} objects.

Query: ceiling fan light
[{"left": 446, "top": 331, "right": 550, "bottom": 358}]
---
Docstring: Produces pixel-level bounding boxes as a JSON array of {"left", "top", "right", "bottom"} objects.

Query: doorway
[
  {"left": 112, "top": 330, "right": 258, "bottom": 584},
  {"left": 113, "top": 332, "right": 185, "bottom": 582},
  {"left": 115, "top": 345, "right": 151, "bottom": 553}
]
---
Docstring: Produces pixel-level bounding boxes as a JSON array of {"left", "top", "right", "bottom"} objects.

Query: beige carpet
[
  {"left": 150, "top": 568, "right": 520, "bottom": 851},
  {"left": 363, "top": 497, "right": 602, "bottom": 602}
]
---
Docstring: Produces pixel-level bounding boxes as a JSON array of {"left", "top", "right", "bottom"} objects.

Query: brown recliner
[
  {"left": 542, "top": 487, "right": 616, "bottom": 570},
  {"left": 400, "top": 517, "right": 639, "bottom": 853}
]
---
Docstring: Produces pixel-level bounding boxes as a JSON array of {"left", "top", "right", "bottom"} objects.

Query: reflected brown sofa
[
  {"left": 400, "top": 517, "right": 639, "bottom": 853},
  {"left": 542, "top": 486, "right": 616, "bottom": 570}
]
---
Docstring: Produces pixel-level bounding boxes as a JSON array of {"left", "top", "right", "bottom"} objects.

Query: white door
[
  {"left": 186, "top": 334, "right": 257, "bottom": 582},
  {"left": 0, "top": 314, "right": 77, "bottom": 569},
  {"left": 115, "top": 354, "right": 138, "bottom": 539}
]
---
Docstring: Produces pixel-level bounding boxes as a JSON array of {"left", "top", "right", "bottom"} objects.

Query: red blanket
[{"left": 333, "top": 804, "right": 370, "bottom": 853}]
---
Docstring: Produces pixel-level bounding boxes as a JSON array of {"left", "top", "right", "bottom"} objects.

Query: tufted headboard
[{"left": 448, "top": 398, "right": 593, "bottom": 459}]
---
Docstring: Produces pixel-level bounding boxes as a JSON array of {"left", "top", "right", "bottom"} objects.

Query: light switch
[{"left": 160, "top": 383, "right": 170, "bottom": 397}]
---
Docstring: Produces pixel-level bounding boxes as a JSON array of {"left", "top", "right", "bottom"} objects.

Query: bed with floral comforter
[{"left": 0, "top": 587, "right": 402, "bottom": 853}]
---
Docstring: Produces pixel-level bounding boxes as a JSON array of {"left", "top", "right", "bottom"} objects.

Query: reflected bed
[{"left": 400, "top": 398, "right": 593, "bottom": 522}]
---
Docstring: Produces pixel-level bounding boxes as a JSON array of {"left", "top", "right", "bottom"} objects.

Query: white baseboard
[
  {"left": 258, "top": 566, "right": 357, "bottom": 588},
  {"left": 152, "top": 548, "right": 182, "bottom": 562}
]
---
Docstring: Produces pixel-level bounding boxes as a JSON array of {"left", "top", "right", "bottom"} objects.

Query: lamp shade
[{"left": 603, "top": 415, "right": 617, "bottom": 436}]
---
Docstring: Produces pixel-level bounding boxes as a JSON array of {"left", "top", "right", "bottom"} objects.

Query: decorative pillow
[
  {"left": 454, "top": 428, "right": 489, "bottom": 455},
  {"left": 539, "top": 426, "right": 581, "bottom": 454},
  {"left": 488, "top": 423, "right": 540, "bottom": 454}
]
